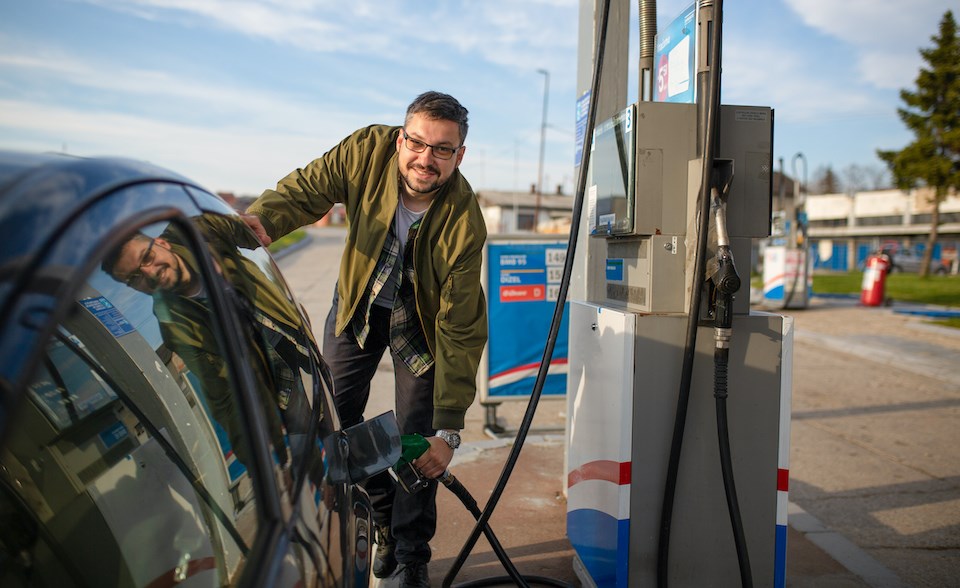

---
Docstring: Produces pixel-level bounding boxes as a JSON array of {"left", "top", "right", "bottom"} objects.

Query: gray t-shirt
[{"left": 373, "top": 199, "right": 427, "bottom": 308}]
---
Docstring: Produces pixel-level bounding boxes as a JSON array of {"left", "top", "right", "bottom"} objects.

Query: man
[{"left": 243, "top": 91, "right": 488, "bottom": 587}]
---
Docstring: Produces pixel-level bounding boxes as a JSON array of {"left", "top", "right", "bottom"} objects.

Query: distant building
[
  {"left": 803, "top": 187, "right": 959, "bottom": 273},
  {"left": 477, "top": 188, "right": 573, "bottom": 234},
  {"left": 216, "top": 192, "right": 259, "bottom": 212}
]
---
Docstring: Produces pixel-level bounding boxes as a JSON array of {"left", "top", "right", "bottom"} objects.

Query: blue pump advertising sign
[
  {"left": 480, "top": 237, "right": 569, "bottom": 402},
  {"left": 654, "top": 2, "right": 697, "bottom": 104}
]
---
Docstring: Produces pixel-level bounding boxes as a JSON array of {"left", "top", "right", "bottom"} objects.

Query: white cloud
[
  {"left": 86, "top": 0, "right": 357, "bottom": 52},
  {"left": 0, "top": 50, "right": 236, "bottom": 106},
  {"left": 0, "top": 98, "right": 357, "bottom": 194},
  {"left": 722, "top": 37, "right": 883, "bottom": 123},
  {"left": 858, "top": 50, "right": 926, "bottom": 90},
  {"left": 79, "top": 0, "right": 580, "bottom": 84},
  {"left": 783, "top": 0, "right": 950, "bottom": 89},
  {"left": 0, "top": 38, "right": 369, "bottom": 132}
]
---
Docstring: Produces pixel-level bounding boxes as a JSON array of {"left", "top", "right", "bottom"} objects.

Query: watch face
[{"left": 439, "top": 430, "right": 460, "bottom": 449}]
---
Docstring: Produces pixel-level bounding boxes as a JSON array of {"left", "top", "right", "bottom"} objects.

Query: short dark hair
[
  {"left": 101, "top": 232, "right": 149, "bottom": 278},
  {"left": 405, "top": 91, "right": 469, "bottom": 144}
]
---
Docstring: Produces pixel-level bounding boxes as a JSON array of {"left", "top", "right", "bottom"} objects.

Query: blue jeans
[{"left": 322, "top": 291, "right": 437, "bottom": 564}]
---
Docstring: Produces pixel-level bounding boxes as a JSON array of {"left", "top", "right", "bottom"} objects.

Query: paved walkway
[{"left": 276, "top": 227, "right": 959, "bottom": 587}]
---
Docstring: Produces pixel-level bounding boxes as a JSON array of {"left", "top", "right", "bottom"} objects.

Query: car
[
  {"left": 882, "top": 246, "right": 949, "bottom": 274},
  {"left": 0, "top": 150, "right": 400, "bottom": 587}
]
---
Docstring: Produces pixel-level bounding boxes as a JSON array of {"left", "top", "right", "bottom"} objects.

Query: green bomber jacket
[{"left": 247, "top": 124, "right": 488, "bottom": 430}]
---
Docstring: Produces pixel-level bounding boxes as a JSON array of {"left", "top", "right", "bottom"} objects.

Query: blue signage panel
[
  {"left": 574, "top": 90, "right": 591, "bottom": 167},
  {"left": 606, "top": 259, "right": 624, "bottom": 282},
  {"left": 80, "top": 296, "right": 135, "bottom": 338},
  {"left": 484, "top": 240, "right": 569, "bottom": 401},
  {"left": 654, "top": 2, "right": 697, "bottom": 104}
]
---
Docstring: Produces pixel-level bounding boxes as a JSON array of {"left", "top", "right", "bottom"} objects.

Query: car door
[{"left": 0, "top": 181, "right": 316, "bottom": 587}]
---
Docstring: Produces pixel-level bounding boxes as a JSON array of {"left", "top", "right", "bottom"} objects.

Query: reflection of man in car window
[
  {"left": 102, "top": 218, "right": 314, "bottom": 473},
  {"left": 108, "top": 234, "right": 195, "bottom": 294}
]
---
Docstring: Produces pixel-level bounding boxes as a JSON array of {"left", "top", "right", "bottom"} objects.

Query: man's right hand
[{"left": 240, "top": 213, "right": 272, "bottom": 246}]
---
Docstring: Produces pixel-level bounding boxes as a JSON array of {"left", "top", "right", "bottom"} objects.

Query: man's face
[
  {"left": 396, "top": 112, "right": 465, "bottom": 198},
  {"left": 112, "top": 237, "right": 192, "bottom": 295}
]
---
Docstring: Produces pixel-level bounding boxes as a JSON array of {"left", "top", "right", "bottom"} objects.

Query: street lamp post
[{"left": 535, "top": 68, "right": 549, "bottom": 232}]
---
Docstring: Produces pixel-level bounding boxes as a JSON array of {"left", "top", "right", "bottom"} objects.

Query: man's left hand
[{"left": 413, "top": 436, "right": 455, "bottom": 479}]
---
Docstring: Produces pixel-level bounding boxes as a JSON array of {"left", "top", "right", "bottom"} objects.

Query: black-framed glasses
[
  {"left": 402, "top": 130, "right": 461, "bottom": 160},
  {"left": 124, "top": 238, "right": 157, "bottom": 287}
]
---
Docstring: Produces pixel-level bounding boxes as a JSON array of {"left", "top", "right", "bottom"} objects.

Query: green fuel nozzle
[
  {"left": 398, "top": 433, "right": 431, "bottom": 464},
  {"left": 393, "top": 434, "right": 432, "bottom": 494}
]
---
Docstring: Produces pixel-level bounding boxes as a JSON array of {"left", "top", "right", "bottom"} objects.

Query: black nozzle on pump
[
  {"left": 709, "top": 158, "right": 740, "bottom": 332},
  {"left": 713, "top": 249, "right": 741, "bottom": 297},
  {"left": 712, "top": 246, "right": 740, "bottom": 332}
]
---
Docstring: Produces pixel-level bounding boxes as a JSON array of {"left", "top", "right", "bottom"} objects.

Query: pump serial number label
[{"left": 734, "top": 109, "right": 768, "bottom": 122}]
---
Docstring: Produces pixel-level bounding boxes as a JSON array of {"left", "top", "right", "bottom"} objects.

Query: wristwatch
[{"left": 436, "top": 429, "right": 461, "bottom": 450}]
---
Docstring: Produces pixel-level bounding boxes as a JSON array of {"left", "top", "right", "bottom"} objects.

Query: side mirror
[{"left": 324, "top": 411, "right": 401, "bottom": 484}]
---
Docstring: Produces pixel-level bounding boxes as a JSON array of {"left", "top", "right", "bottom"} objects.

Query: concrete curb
[
  {"left": 788, "top": 502, "right": 907, "bottom": 588},
  {"left": 268, "top": 233, "right": 313, "bottom": 260}
]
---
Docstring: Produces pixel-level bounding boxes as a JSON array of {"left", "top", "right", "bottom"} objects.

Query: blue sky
[{"left": 0, "top": 0, "right": 953, "bottom": 196}]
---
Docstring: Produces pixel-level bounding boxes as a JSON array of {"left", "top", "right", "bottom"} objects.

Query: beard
[
  {"left": 400, "top": 162, "right": 448, "bottom": 195},
  {"left": 151, "top": 258, "right": 191, "bottom": 295}
]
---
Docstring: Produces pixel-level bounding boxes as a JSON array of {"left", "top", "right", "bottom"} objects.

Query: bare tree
[
  {"left": 863, "top": 165, "right": 890, "bottom": 190},
  {"left": 841, "top": 164, "right": 868, "bottom": 193},
  {"left": 810, "top": 165, "right": 839, "bottom": 194}
]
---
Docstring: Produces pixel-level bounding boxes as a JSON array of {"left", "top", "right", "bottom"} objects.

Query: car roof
[{"left": 0, "top": 150, "right": 194, "bottom": 214}]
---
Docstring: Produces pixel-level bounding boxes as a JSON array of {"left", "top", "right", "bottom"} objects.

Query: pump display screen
[{"left": 588, "top": 105, "right": 635, "bottom": 236}]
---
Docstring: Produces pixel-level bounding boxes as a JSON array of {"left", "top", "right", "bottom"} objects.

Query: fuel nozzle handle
[
  {"left": 393, "top": 434, "right": 434, "bottom": 494},
  {"left": 709, "top": 159, "right": 740, "bottom": 332},
  {"left": 712, "top": 246, "right": 739, "bottom": 338},
  {"left": 713, "top": 247, "right": 741, "bottom": 295},
  {"left": 398, "top": 433, "right": 431, "bottom": 464}
]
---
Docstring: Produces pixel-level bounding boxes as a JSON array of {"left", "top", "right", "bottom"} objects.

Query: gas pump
[
  {"left": 566, "top": 1, "right": 793, "bottom": 587},
  {"left": 761, "top": 154, "right": 811, "bottom": 309}
]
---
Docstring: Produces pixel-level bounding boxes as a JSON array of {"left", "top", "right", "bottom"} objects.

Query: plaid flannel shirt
[{"left": 352, "top": 218, "right": 433, "bottom": 376}]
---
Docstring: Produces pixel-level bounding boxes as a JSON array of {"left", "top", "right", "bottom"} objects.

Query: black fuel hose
[
  {"left": 713, "top": 342, "right": 753, "bottom": 588},
  {"left": 439, "top": 472, "right": 573, "bottom": 588},
  {"left": 712, "top": 251, "right": 752, "bottom": 588},
  {"left": 656, "top": 0, "right": 725, "bottom": 586},
  {"left": 437, "top": 471, "right": 528, "bottom": 586},
  {"left": 441, "top": 0, "right": 612, "bottom": 586}
]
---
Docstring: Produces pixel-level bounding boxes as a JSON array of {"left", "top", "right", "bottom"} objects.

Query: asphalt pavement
[{"left": 277, "top": 226, "right": 959, "bottom": 587}]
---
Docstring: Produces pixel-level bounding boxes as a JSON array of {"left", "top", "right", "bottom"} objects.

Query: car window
[
  {"left": 1, "top": 219, "right": 262, "bottom": 587},
  {"left": 185, "top": 212, "right": 334, "bottom": 486},
  {"left": 187, "top": 210, "right": 345, "bottom": 582}
]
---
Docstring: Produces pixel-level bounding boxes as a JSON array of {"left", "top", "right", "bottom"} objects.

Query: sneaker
[
  {"left": 398, "top": 562, "right": 430, "bottom": 588},
  {"left": 372, "top": 525, "right": 397, "bottom": 578}
]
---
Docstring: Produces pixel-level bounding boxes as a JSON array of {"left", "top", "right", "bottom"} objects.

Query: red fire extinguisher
[{"left": 860, "top": 252, "right": 891, "bottom": 306}]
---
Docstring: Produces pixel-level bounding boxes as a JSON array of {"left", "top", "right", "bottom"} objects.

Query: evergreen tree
[
  {"left": 877, "top": 10, "right": 960, "bottom": 277},
  {"left": 811, "top": 165, "right": 839, "bottom": 194}
]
